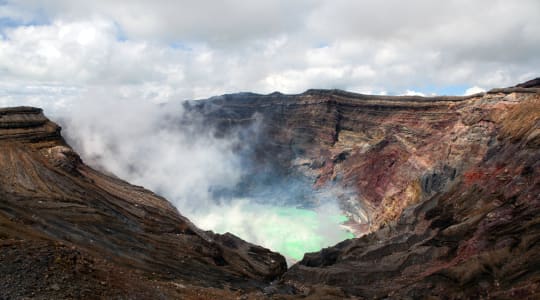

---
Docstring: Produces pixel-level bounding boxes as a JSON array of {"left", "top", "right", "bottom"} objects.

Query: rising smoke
[{"left": 48, "top": 89, "right": 352, "bottom": 264}]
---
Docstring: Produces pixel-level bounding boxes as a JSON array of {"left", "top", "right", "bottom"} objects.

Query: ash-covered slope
[
  {"left": 0, "top": 107, "right": 286, "bottom": 299},
  {"left": 190, "top": 81, "right": 540, "bottom": 298}
]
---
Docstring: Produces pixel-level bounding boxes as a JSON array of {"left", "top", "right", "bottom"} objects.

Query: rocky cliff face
[
  {"left": 189, "top": 83, "right": 540, "bottom": 298},
  {"left": 283, "top": 98, "right": 540, "bottom": 298},
  {"left": 191, "top": 86, "right": 539, "bottom": 230},
  {"left": 1, "top": 79, "right": 539, "bottom": 299},
  {"left": 0, "top": 107, "right": 287, "bottom": 299}
]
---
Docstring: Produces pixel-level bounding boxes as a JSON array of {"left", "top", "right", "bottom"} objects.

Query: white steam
[
  {"left": 49, "top": 89, "right": 352, "bottom": 263},
  {"left": 58, "top": 90, "right": 243, "bottom": 210},
  {"left": 195, "top": 200, "right": 352, "bottom": 264}
]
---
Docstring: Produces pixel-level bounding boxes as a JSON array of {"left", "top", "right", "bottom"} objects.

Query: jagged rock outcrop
[{"left": 0, "top": 107, "right": 287, "bottom": 299}]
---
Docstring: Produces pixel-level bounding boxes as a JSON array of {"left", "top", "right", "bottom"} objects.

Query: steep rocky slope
[
  {"left": 0, "top": 107, "right": 287, "bottom": 299},
  {"left": 1, "top": 79, "right": 539, "bottom": 299}
]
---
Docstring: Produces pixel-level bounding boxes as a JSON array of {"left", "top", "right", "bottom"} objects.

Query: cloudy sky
[{"left": 0, "top": 0, "right": 539, "bottom": 106}]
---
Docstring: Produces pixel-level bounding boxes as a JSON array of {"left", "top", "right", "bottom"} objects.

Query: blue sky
[{"left": 403, "top": 85, "right": 470, "bottom": 97}]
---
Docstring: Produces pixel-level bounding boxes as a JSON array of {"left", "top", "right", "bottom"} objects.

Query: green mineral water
[{"left": 194, "top": 201, "right": 354, "bottom": 264}]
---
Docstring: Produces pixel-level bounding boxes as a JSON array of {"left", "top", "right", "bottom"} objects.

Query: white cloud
[
  {"left": 10, "top": 0, "right": 319, "bottom": 44},
  {"left": 464, "top": 86, "right": 486, "bottom": 96},
  {"left": 402, "top": 90, "right": 426, "bottom": 97},
  {"left": 0, "top": 0, "right": 537, "bottom": 105}
]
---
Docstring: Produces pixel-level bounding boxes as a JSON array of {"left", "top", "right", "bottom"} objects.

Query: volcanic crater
[{"left": 1, "top": 79, "right": 539, "bottom": 299}]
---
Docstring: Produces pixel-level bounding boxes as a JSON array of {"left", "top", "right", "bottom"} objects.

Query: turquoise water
[
  {"left": 259, "top": 206, "right": 353, "bottom": 260},
  {"left": 194, "top": 202, "right": 354, "bottom": 262}
]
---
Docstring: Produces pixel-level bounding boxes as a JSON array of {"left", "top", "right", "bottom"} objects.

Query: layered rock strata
[
  {"left": 190, "top": 82, "right": 540, "bottom": 298},
  {"left": 191, "top": 85, "right": 540, "bottom": 231},
  {"left": 0, "top": 107, "right": 287, "bottom": 299}
]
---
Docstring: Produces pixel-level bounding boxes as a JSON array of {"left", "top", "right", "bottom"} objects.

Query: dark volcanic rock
[
  {"left": 0, "top": 107, "right": 286, "bottom": 299},
  {"left": 515, "top": 77, "right": 540, "bottom": 88}
]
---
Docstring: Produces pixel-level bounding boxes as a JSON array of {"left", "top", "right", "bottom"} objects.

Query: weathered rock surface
[
  {"left": 0, "top": 107, "right": 287, "bottom": 299},
  {"left": 190, "top": 80, "right": 540, "bottom": 298}
]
